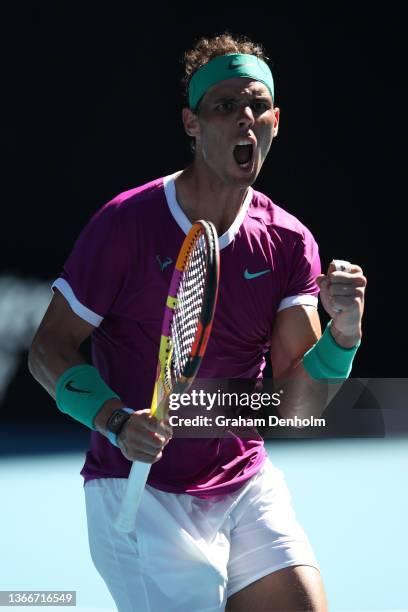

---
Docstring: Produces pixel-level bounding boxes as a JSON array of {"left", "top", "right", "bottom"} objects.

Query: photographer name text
[{"left": 168, "top": 415, "right": 326, "bottom": 428}]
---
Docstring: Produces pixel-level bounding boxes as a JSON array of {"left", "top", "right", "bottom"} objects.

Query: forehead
[{"left": 204, "top": 77, "right": 272, "bottom": 101}]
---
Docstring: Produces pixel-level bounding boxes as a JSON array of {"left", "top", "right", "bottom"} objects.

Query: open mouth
[{"left": 233, "top": 144, "right": 254, "bottom": 168}]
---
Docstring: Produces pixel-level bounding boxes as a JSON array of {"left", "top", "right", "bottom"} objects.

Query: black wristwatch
[{"left": 106, "top": 408, "right": 134, "bottom": 446}]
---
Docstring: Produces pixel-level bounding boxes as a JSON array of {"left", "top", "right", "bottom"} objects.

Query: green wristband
[
  {"left": 55, "top": 364, "right": 119, "bottom": 429},
  {"left": 303, "top": 321, "right": 361, "bottom": 382}
]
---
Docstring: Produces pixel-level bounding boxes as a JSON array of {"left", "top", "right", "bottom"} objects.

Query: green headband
[{"left": 188, "top": 53, "right": 274, "bottom": 111}]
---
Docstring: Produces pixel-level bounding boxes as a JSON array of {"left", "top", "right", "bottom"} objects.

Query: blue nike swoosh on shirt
[{"left": 244, "top": 268, "right": 271, "bottom": 280}]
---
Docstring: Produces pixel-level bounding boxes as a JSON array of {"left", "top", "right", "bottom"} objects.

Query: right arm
[{"left": 28, "top": 290, "right": 171, "bottom": 462}]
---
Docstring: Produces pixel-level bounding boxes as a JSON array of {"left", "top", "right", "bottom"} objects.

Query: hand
[
  {"left": 117, "top": 409, "right": 173, "bottom": 463},
  {"left": 316, "top": 261, "right": 367, "bottom": 347}
]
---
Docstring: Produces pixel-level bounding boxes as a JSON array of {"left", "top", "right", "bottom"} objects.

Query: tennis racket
[{"left": 115, "top": 220, "right": 220, "bottom": 533}]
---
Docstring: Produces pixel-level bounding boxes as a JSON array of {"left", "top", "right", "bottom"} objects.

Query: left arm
[{"left": 270, "top": 261, "right": 366, "bottom": 422}]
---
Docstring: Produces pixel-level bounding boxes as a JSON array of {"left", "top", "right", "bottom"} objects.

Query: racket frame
[{"left": 114, "top": 220, "right": 219, "bottom": 532}]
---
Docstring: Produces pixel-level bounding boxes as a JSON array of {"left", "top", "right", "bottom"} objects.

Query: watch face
[{"left": 108, "top": 410, "right": 130, "bottom": 434}]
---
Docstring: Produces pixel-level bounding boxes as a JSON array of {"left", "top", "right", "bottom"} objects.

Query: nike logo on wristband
[{"left": 65, "top": 380, "right": 91, "bottom": 394}]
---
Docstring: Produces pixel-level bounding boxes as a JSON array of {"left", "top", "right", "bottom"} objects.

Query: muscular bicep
[{"left": 270, "top": 305, "right": 321, "bottom": 379}]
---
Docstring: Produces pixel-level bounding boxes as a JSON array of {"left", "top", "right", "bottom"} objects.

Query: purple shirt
[{"left": 53, "top": 172, "right": 321, "bottom": 497}]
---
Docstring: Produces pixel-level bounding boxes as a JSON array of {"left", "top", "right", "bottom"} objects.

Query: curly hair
[{"left": 181, "top": 32, "right": 270, "bottom": 105}]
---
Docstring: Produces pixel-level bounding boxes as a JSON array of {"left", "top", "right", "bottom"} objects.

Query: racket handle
[{"left": 114, "top": 461, "right": 151, "bottom": 533}]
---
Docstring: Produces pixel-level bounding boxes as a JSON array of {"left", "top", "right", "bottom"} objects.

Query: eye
[
  {"left": 217, "top": 101, "right": 235, "bottom": 112},
  {"left": 252, "top": 101, "right": 269, "bottom": 113}
]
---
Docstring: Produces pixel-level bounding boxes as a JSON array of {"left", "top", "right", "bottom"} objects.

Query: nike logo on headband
[{"left": 228, "top": 58, "right": 253, "bottom": 70}]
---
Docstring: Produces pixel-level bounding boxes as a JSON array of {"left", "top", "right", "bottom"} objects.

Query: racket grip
[{"left": 114, "top": 461, "right": 151, "bottom": 533}]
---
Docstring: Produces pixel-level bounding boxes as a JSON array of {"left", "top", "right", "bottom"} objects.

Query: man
[{"left": 29, "top": 33, "right": 366, "bottom": 611}]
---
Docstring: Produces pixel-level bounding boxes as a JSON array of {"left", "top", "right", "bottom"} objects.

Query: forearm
[
  {"left": 28, "top": 334, "right": 87, "bottom": 399},
  {"left": 28, "top": 334, "right": 124, "bottom": 431},
  {"left": 275, "top": 361, "right": 336, "bottom": 422},
  {"left": 275, "top": 322, "right": 362, "bottom": 423}
]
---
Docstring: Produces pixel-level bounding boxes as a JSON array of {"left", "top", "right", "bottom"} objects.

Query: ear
[
  {"left": 182, "top": 107, "right": 200, "bottom": 139},
  {"left": 272, "top": 107, "right": 280, "bottom": 138}
]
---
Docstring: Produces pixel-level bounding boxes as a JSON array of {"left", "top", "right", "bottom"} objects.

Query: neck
[{"left": 175, "top": 163, "right": 250, "bottom": 236}]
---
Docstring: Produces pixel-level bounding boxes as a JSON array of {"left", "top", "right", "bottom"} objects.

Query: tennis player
[{"left": 29, "top": 33, "right": 366, "bottom": 611}]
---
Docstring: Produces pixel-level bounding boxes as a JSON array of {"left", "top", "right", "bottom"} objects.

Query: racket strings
[{"left": 170, "top": 233, "right": 207, "bottom": 382}]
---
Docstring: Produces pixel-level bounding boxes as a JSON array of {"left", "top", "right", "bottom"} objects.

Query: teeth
[{"left": 237, "top": 139, "right": 253, "bottom": 146}]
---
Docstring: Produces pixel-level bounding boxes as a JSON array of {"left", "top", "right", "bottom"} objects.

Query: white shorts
[{"left": 84, "top": 459, "right": 320, "bottom": 612}]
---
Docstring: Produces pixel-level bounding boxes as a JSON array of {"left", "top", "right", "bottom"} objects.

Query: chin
[
  {"left": 234, "top": 175, "right": 257, "bottom": 189},
  {"left": 230, "top": 161, "right": 260, "bottom": 186}
]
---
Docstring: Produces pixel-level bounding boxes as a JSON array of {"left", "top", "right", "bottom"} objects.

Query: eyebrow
[{"left": 212, "top": 93, "right": 271, "bottom": 103}]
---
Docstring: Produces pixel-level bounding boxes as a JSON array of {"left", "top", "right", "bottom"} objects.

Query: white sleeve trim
[
  {"left": 277, "top": 294, "right": 318, "bottom": 312},
  {"left": 51, "top": 278, "right": 103, "bottom": 327}
]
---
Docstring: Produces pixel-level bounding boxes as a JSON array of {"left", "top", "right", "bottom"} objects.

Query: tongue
[{"left": 234, "top": 144, "right": 252, "bottom": 164}]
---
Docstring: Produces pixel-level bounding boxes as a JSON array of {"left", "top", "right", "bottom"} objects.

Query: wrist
[
  {"left": 93, "top": 398, "right": 127, "bottom": 433},
  {"left": 303, "top": 321, "right": 361, "bottom": 381},
  {"left": 105, "top": 407, "right": 134, "bottom": 447},
  {"left": 55, "top": 364, "right": 120, "bottom": 429},
  {"left": 329, "top": 320, "right": 362, "bottom": 349}
]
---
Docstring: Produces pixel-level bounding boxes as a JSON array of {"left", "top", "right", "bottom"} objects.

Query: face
[{"left": 183, "top": 77, "right": 280, "bottom": 188}]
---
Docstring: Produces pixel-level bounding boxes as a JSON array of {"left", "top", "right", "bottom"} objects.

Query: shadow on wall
[
  {"left": 0, "top": 275, "right": 92, "bottom": 456},
  {"left": 0, "top": 275, "right": 52, "bottom": 403}
]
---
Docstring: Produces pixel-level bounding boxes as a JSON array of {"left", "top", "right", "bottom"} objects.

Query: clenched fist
[
  {"left": 316, "top": 260, "right": 367, "bottom": 347},
  {"left": 117, "top": 409, "right": 173, "bottom": 463}
]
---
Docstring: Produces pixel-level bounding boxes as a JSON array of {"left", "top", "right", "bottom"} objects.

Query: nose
[{"left": 237, "top": 105, "right": 255, "bottom": 130}]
